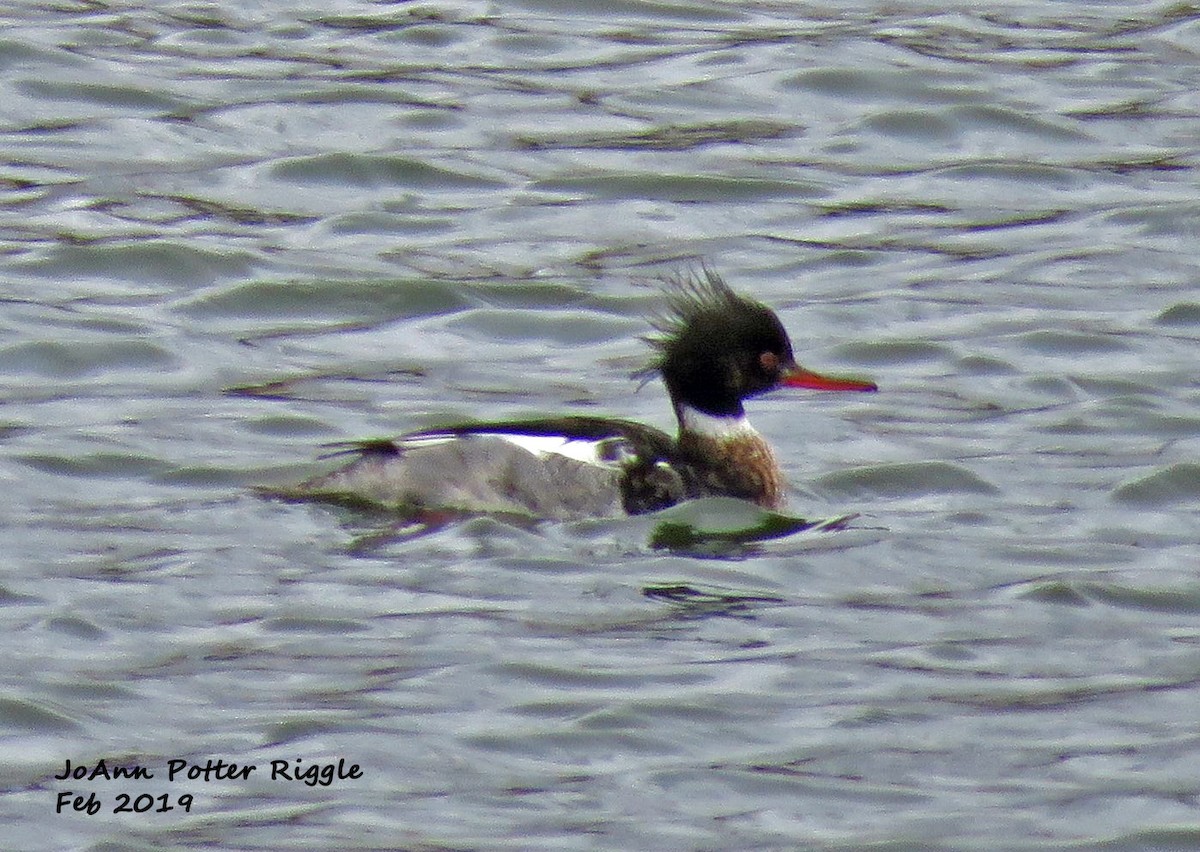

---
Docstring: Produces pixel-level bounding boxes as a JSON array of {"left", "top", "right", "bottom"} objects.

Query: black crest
[{"left": 635, "top": 266, "right": 796, "bottom": 417}]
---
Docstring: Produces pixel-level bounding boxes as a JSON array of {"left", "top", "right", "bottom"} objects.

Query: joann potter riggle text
[{"left": 56, "top": 757, "right": 363, "bottom": 787}]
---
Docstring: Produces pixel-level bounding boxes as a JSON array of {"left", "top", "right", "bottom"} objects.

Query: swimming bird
[{"left": 294, "top": 268, "right": 876, "bottom": 519}]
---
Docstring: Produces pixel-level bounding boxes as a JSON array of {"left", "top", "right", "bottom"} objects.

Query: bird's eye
[{"left": 758, "top": 351, "right": 779, "bottom": 372}]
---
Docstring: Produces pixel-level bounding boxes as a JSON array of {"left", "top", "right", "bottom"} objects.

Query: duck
[{"left": 293, "top": 268, "right": 875, "bottom": 520}]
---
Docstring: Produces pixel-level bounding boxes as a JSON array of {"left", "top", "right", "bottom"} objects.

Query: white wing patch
[{"left": 398, "top": 431, "right": 636, "bottom": 468}]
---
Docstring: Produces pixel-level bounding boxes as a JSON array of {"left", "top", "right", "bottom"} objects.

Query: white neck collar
[{"left": 677, "top": 405, "right": 759, "bottom": 440}]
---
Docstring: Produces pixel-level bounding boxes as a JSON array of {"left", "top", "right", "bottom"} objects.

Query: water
[{"left": 2, "top": 0, "right": 1199, "bottom": 848}]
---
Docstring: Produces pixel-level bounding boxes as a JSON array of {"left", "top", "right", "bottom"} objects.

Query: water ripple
[{"left": 2, "top": 1, "right": 1200, "bottom": 849}]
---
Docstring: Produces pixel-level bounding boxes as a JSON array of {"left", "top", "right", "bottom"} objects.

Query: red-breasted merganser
[{"left": 294, "top": 269, "right": 876, "bottom": 519}]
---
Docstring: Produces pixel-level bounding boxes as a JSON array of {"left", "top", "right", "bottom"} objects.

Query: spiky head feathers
[{"left": 637, "top": 268, "right": 797, "bottom": 417}]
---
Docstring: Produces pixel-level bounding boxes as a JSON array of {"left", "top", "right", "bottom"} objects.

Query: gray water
[{"left": 2, "top": 1, "right": 1199, "bottom": 849}]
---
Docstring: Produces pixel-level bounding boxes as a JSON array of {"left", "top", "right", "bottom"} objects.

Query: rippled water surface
[{"left": 3, "top": 1, "right": 1200, "bottom": 848}]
